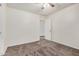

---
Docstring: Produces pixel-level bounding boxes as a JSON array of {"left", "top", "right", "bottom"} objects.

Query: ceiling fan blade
[{"left": 49, "top": 3, "right": 55, "bottom": 7}]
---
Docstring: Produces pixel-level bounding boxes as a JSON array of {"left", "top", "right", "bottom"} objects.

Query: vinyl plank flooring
[{"left": 4, "top": 39, "right": 79, "bottom": 56}]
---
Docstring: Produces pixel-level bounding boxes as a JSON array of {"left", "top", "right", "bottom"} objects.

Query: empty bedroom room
[{"left": 0, "top": 3, "right": 79, "bottom": 56}]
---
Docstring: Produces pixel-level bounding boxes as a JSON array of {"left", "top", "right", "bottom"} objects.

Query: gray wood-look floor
[{"left": 4, "top": 39, "right": 79, "bottom": 56}]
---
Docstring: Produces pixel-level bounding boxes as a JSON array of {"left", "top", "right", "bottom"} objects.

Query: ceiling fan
[
  {"left": 49, "top": 3, "right": 55, "bottom": 7},
  {"left": 41, "top": 3, "right": 55, "bottom": 9}
]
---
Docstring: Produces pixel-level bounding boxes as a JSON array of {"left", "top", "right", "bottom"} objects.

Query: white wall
[
  {"left": 45, "top": 4, "right": 79, "bottom": 49},
  {"left": 40, "top": 16, "right": 46, "bottom": 36},
  {"left": 40, "top": 20, "right": 45, "bottom": 36},
  {"left": 45, "top": 17, "right": 51, "bottom": 40},
  {"left": 6, "top": 7, "right": 40, "bottom": 47},
  {"left": 0, "top": 4, "right": 6, "bottom": 55}
]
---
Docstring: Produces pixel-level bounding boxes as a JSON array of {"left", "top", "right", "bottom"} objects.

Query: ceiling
[{"left": 7, "top": 3, "right": 74, "bottom": 16}]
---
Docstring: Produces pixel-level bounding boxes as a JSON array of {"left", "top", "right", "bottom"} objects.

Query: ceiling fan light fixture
[
  {"left": 41, "top": 3, "right": 49, "bottom": 9},
  {"left": 43, "top": 3, "right": 49, "bottom": 8}
]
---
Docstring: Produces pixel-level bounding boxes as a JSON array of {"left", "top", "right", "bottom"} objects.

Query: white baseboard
[{"left": 8, "top": 39, "right": 39, "bottom": 47}]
